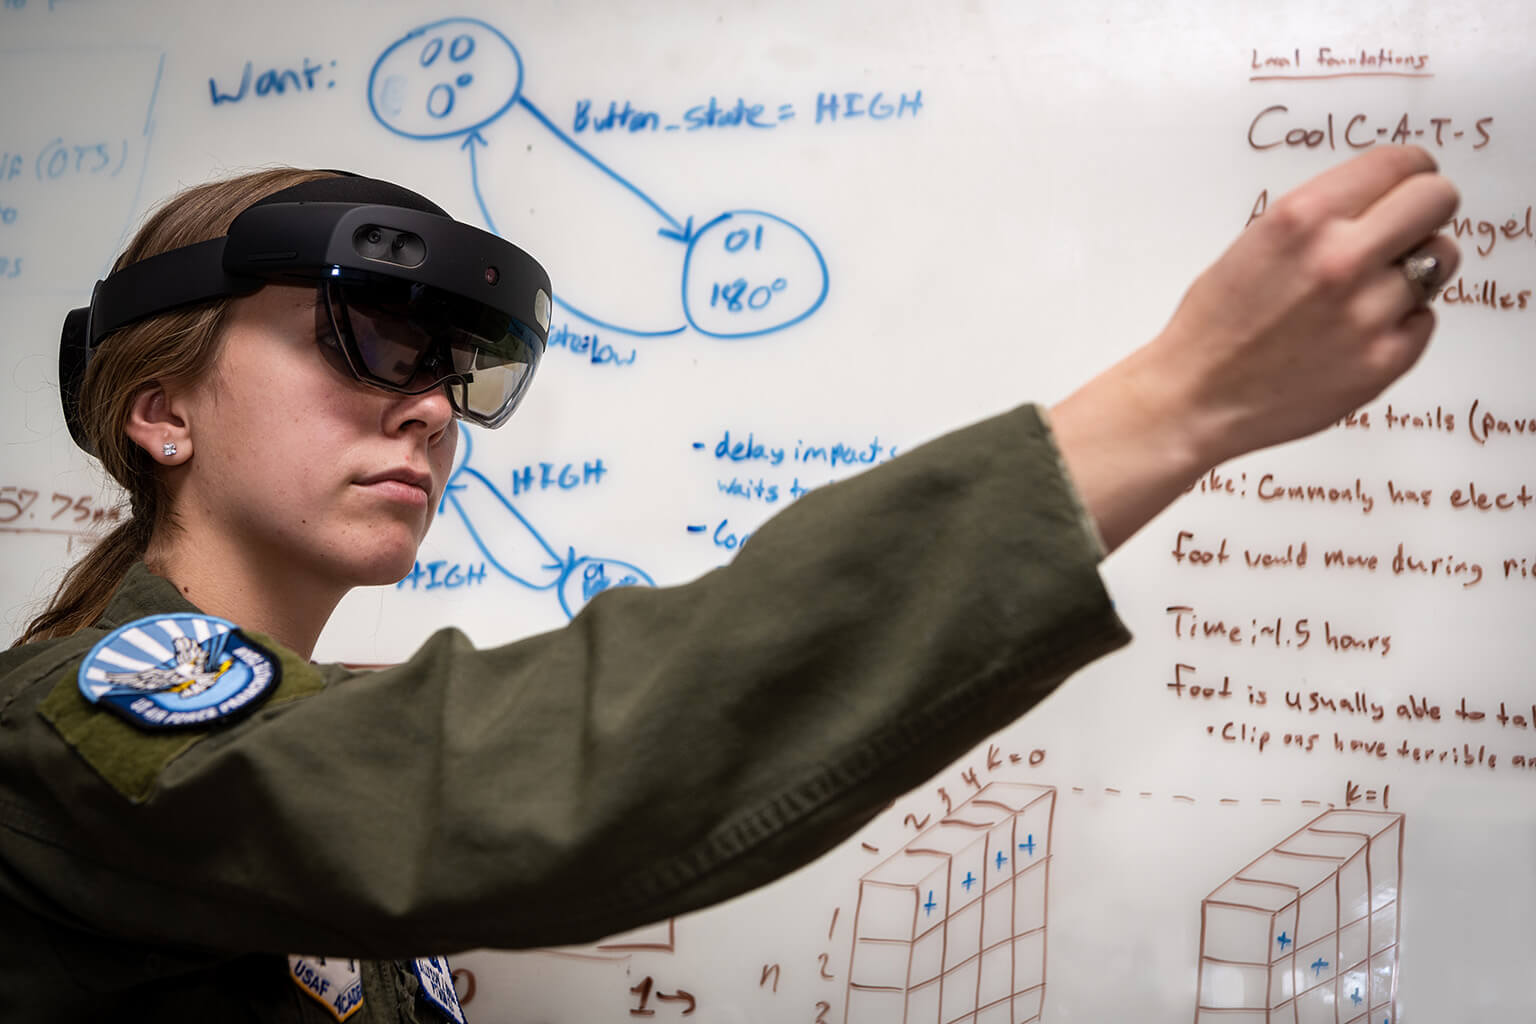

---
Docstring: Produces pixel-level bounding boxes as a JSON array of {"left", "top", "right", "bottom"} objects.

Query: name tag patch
[
  {"left": 288, "top": 955, "right": 364, "bottom": 1021},
  {"left": 413, "top": 955, "right": 468, "bottom": 1023},
  {"left": 77, "top": 614, "right": 280, "bottom": 730}
]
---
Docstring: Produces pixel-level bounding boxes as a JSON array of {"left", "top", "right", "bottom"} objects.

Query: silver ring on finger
[{"left": 1399, "top": 249, "right": 1442, "bottom": 304}]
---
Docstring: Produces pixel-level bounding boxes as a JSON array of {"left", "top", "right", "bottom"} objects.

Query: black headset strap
[{"left": 87, "top": 237, "right": 261, "bottom": 347}]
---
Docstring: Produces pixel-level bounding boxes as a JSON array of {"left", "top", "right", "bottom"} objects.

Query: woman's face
[{"left": 174, "top": 283, "right": 458, "bottom": 589}]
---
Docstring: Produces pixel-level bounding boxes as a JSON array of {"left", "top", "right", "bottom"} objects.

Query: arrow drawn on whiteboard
[
  {"left": 427, "top": 428, "right": 656, "bottom": 618},
  {"left": 459, "top": 131, "right": 501, "bottom": 243},
  {"left": 368, "top": 16, "right": 830, "bottom": 340},
  {"left": 514, "top": 94, "right": 699, "bottom": 245}
]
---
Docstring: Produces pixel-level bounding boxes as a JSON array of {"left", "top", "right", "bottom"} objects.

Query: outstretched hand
[{"left": 1051, "top": 146, "right": 1460, "bottom": 552}]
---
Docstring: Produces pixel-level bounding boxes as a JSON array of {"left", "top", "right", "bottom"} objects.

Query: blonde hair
[{"left": 16, "top": 167, "right": 338, "bottom": 644}]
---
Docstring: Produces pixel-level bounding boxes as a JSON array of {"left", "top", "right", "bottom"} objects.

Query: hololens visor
[{"left": 60, "top": 174, "right": 553, "bottom": 454}]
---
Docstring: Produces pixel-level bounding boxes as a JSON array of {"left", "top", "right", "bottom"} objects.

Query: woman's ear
[{"left": 124, "top": 384, "right": 193, "bottom": 465}]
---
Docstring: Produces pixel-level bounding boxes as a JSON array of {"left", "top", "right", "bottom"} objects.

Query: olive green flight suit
[{"left": 0, "top": 405, "right": 1129, "bottom": 1022}]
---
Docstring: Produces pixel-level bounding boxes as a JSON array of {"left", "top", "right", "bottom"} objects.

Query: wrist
[
  {"left": 1048, "top": 340, "right": 1213, "bottom": 553},
  {"left": 1119, "top": 325, "right": 1229, "bottom": 477}
]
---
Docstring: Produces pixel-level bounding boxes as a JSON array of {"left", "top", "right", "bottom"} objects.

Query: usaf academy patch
[
  {"left": 288, "top": 956, "right": 365, "bottom": 1021},
  {"left": 77, "top": 613, "right": 281, "bottom": 730}
]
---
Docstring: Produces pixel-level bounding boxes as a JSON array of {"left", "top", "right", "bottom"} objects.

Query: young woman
[{"left": 0, "top": 147, "right": 1457, "bottom": 1022}]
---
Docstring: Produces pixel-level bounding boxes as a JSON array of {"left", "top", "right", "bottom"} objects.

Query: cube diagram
[
  {"left": 1195, "top": 810, "right": 1403, "bottom": 1024},
  {"left": 846, "top": 783, "right": 1055, "bottom": 1024}
]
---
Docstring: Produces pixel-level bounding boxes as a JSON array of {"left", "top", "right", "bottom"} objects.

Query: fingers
[
  {"left": 1356, "top": 168, "right": 1461, "bottom": 265},
  {"left": 1261, "top": 146, "right": 1458, "bottom": 283},
  {"left": 1272, "top": 146, "right": 1460, "bottom": 315},
  {"left": 1300, "top": 145, "right": 1439, "bottom": 218},
  {"left": 1401, "top": 231, "right": 1461, "bottom": 301},
  {"left": 1370, "top": 305, "right": 1437, "bottom": 385},
  {"left": 1353, "top": 232, "right": 1462, "bottom": 327}
]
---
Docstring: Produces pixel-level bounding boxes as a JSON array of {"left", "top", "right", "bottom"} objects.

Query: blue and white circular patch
[{"left": 77, "top": 613, "right": 281, "bottom": 730}]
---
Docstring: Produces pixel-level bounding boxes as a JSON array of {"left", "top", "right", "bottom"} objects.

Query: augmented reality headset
[{"left": 60, "top": 173, "right": 553, "bottom": 454}]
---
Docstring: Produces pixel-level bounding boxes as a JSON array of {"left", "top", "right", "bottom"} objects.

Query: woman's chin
[{"left": 343, "top": 544, "right": 426, "bottom": 589}]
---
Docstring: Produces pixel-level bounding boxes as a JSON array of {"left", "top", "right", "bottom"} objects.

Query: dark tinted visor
[{"left": 323, "top": 273, "right": 541, "bottom": 427}]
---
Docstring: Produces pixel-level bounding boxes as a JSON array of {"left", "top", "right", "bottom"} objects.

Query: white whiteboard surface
[{"left": 4, "top": 1, "right": 1535, "bottom": 1020}]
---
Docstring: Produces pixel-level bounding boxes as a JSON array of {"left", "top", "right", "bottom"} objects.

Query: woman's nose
[{"left": 385, "top": 382, "right": 456, "bottom": 441}]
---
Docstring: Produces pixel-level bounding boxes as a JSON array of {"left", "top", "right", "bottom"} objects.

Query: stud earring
[{"left": 162, "top": 442, "right": 178, "bottom": 457}]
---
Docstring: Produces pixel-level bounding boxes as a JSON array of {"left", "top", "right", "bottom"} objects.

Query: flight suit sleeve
[{"left": 0, "top": 404, "right": 1130, "bottom": 958}]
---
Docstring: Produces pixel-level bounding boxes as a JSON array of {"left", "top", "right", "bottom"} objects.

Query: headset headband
[{"left": 60, "top": 174, "right": 552, "bottom": 454}]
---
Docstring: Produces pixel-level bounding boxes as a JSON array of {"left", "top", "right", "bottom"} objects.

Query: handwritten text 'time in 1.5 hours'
[
  {"left": 1164, "top": 605, "right": 1391, "bottom": 656},
  {"left": 570, "top": 89, "right": 923, "bottom": 134}
]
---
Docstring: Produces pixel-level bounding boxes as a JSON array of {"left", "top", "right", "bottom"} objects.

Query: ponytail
[
  {"left": 15, "top": 520, "right": 150, "bottom": 643},
  {"left": 14, "top": 167, "right": 338, "bottom": 645}
]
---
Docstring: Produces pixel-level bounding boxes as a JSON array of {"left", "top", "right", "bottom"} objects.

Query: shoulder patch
[
  {"left": 77, "top": 614, "right": 280, "bottom": 730},
  {"left": 39, "top": 626, "right": 327, "bottom": 803},
  {"left": 413, "top": 956, "right": 467, "bottom": 1023},
  {"left": 289, "top": 956, "right": 365, "bottom": 1021}
]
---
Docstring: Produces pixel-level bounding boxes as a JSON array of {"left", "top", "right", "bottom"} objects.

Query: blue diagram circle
[
  {"left": 682, "top": 211, "right": 830, "bottom": 339},
  {"left": 369, "top": 18, "right": 523, "bottom": 140},
  {"left": 558, "top": 557, "right": 655, "bottom": 618}
]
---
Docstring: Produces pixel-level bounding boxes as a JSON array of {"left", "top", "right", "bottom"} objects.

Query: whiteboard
[{"left": 4, "top": 0, "right": 1535, "bottom": 1020}]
